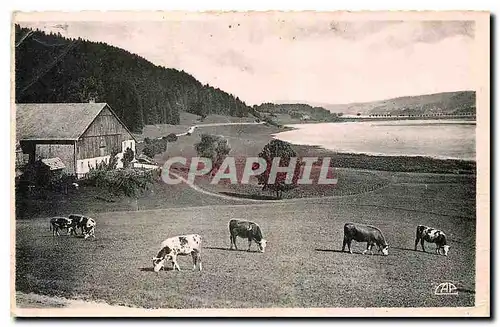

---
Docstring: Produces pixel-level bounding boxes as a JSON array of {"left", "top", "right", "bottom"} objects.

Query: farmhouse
[{"left": 16, "top": 103, "right": 137, "bottom": 178}]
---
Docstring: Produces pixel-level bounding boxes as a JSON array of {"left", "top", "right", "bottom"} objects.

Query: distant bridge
[{"left": 342, "top": 113, "right": 476, "bottom": 120}]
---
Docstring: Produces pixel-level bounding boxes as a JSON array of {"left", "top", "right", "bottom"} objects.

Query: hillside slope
[{"left": 323, "top": 91, "right": 476, "bottom": 116}]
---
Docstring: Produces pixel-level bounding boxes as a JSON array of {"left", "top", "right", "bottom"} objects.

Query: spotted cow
[
  {"left": 152, "top": 234, "right": 202, "bottom": 272},
  {"left": 414, "top": 225, "right": 450, "bottom": 256},
  {"left": 68, "top": 214, "right": 96, "bottom": 239}
]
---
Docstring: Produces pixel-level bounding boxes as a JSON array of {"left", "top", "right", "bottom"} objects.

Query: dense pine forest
[{"left": 14, "top": 25, "right": 253, "bottom": 133}]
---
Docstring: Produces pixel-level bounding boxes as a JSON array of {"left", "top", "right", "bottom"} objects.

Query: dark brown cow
[
  {"left": 229, "top": 219, "right": 267, "bottom": 253},
  {"left": 49, "top": 217, "right": 73, "bottom": 236},
  {"left": 342, "top": 222, "right": 389, "bottom": 256}
]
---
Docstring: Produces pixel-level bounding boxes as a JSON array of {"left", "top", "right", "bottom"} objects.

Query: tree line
[
  {"left": 14, "top": 25, "right": 252, "bottom": 133},
  {"left": 254, "top": 103, "right": 340, "bottom": 122}
]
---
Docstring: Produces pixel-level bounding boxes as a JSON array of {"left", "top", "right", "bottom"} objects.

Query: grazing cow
[
  {"left": 49, "top": 217, "right": 73, "bottom": 236},
  {"left": 67, "top": 214, "right": 86, "bottom": 235},
  {"left": 414, "top": 225, "right": 450, "bottom": 256},
  {"left": 68, "top": 214, "right": 96, "bottom": 239},
  {"left": 229, "top": 219, "right": 267, "bottom": 253},
  {"left": 152, "top": 234, "right": 202, "bottom": 272},
  {"left": 342, "top": 222, "right": 389, "bottom": 256},
  {"left": 82, "top": 218, "right": 96, "bottom": 239}
]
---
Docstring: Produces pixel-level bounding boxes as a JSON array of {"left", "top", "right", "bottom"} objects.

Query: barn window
[{"left": 99, "top": 138, "right": 106, "bottom": 157}]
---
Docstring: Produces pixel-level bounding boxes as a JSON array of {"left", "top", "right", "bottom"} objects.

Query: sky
[{"left": 19, "top": 15, "right": 475, "bottom": 106}]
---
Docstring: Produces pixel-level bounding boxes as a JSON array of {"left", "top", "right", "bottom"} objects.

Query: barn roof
[{"left": 15, "top": 103, "right": 136, "bottom": 141}]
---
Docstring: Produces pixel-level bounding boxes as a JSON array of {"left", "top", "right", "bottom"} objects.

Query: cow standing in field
[
  {"left": 152, "top": 234, "right": 202, "bottom": 272},
  {"left": 68, "top": 214, "right": 96, "bottom": 239},
  {"left": 414, "top": 225, "right": 450, "bottom": 256},
  {"left": 68, "top": 214, "right": 87, "bottom": 235},
  {"left": 229, "top": 219, "right": 267, "bottom": 253},
  {"left": 49, "top": 217, "right": 74, "bottom": 236},
  {"left": 342, "top": 222, "right": 389, "bottom": 256}
]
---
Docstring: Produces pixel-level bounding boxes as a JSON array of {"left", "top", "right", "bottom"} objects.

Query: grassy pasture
[
  {"left": 16, "top": 173, "right": 476, "bottom": 309},
  {"left": 15, "top": 122, "right": 477, "bottom": 309}
]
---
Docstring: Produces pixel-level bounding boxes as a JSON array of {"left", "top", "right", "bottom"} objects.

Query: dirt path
[{"left": 175, "top": 122, "right": 264, "bottom": 137}]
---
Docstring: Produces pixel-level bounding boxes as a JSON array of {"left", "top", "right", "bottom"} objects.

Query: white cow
[
  {"left": 152, "top": 234, "right": 202, "bottom": 272},
  {"left": 82, "top": 217, "right": 96, "bottom": 239}
]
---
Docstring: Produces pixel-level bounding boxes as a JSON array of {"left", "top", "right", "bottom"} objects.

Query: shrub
[
  {"left": 94, "top": 149, "right": 120, "bottom": 171},
  {"left": 166, "top": 133, "right": 178, "bottom": 142},
  {"left": 47, "top": 172, "right": 76, "bottom": 194},
  {"left": 122, "top": 148, "right": 135, "bottom": 168},
  {"left": 85, "top": 166, "right": 156, "bottom": 197},
  {"left": 142, "top": 145, "right": 155, "bottom": 158}
]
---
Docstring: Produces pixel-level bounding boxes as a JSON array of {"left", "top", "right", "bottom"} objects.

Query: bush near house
[
  {"left": 122, "top": 148, "right": 135, "bottom": 168},
  {"left": 84, "top": 166, "right": 158, "bottom": 197},
  {"left": 81, "top": 147, "right": 158, "bottom": 197}
]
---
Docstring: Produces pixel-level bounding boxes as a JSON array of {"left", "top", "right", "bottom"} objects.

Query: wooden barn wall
[
  {"left": 35, "top": 144, "right": 75, "bottom": 174},
  {"left": 76, "top": 107, "right": 134, "bottom": 159}
]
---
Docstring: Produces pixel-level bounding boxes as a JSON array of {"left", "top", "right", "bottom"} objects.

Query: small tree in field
[
  {"left": 194, "top": 134, "right": 231, "bottom": 174},
  {"left": 165, "top": 133, "right": 178, "bottom": 142},
  {"left": 254, "top": 139, "right": 302, "bottom": 199},
  {"left": 141, "top": 138, "right": 167, "bottom": 158}
]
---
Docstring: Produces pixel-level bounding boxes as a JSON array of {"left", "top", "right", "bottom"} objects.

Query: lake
[{"left": 273, "top": 120, "right": 476, "bottom": 161}]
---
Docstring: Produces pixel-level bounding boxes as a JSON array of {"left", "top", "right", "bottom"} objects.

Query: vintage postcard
[{"left": 11, "top": 11, "right": 490, "bottom": 317}]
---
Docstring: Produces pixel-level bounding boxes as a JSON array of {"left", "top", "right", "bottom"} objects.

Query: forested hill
[
  {"left": 254, "top": 103, "right": 339, "bottom": 121},
  {"left": 14, "top": 25, "right": 252, "bottom": 133}
]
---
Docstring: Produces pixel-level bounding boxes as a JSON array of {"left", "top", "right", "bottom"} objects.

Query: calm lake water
[{"left": 273, "top": 120, "right": 476, "bottom": 161}]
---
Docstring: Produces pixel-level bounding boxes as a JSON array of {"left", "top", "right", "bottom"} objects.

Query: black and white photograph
[{"left": 10, "top": 10, "right": 490, "bottom": 317}]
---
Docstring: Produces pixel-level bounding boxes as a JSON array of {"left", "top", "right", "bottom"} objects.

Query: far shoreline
[
  {"left": 267, "top": 119, "right": 475, "bottom": 175},
  {"left": 143, "top": 118, "right": 477, "bottom": 176}
]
